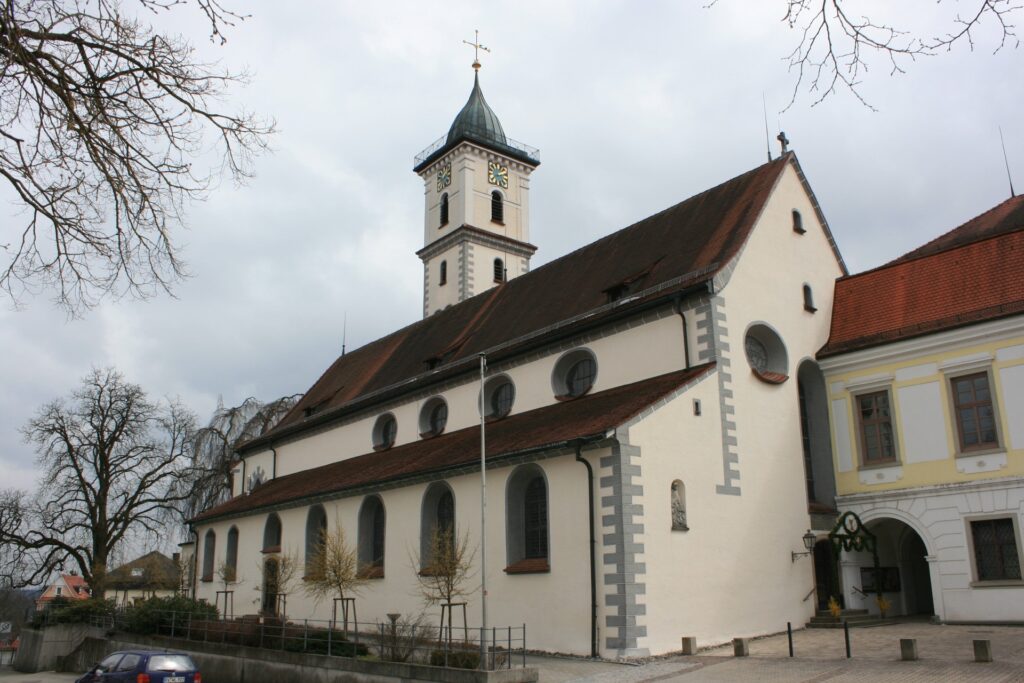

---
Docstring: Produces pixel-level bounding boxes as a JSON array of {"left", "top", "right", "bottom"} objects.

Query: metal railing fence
[{"left": 35, "top": 608, "right": 527, "bottom": 671}]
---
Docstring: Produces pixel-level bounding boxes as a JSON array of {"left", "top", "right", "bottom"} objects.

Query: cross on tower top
[{"left": 463, "top": 30, "right": 490, "bottom": 71}]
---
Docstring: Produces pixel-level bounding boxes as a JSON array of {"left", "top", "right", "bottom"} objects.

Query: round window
[
  {"left": 744, "top": 323, "right": 789, "bottom": 383},
  {"left": 490, "top": 381, "right": 514, "bottom": 417},
  {"left": 551, "top": 348, "right": 599, "bottom": 399},
  {"left": 566, "top": 358, "right": 596, "bottom": 397},
  {"left": 418, "top": 397, "right": 449, "bottom": 438},
  {"left": 372, "top": 413, "right": 398, "bottom": 450},
  {"left": 429, "top": 402, "right": 448, "bottom": 434}
]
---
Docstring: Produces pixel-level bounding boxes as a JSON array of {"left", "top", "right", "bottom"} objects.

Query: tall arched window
[
  {"left": 201, "top": 530, "right": 216, "bottom": 582},
  {"left": 263, "top": 513, "right": 282, "bottom": 553},
  {"left": 358, "top": 495, "right": 386, "bottom": 578},
  {"left": 439, "top": 193, "right": 449, "bottom": 226},
  {"left": 305, "top": 505, "right": 327, "bottom": 577},
  {"left": 493, "top": 258, "right": 505, "bottom": 283},
  {"left": 439, "top": 260, "right": 447, "bottom": 286},
  {"left": 225, "top": 527, "right": 239, "bottom": 581},
  {"left": 505, "top": 465, "right": 549, "bottom": 573},
  {"left": 491, "top": 191, "right": 504, "bottom": 223},
  {"left": 420, "top": 483, "right": 455, "bottom": 571}
]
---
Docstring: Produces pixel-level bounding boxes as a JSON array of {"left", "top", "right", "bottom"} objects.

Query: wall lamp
[{"left": 791, "top": 530, "right": 817, "bottom": 562}]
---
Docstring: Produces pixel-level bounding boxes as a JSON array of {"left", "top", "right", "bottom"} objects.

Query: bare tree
[
  {"left": 413, "top": 526, "right": 476, "bottom": 644},
  {"left": 253, "top": 548, "right": 298, "bottom": 618},
  {"left": 303, "top": 522, "right": 366, "bottom": 625},
  {"left": 0, "top": 0, "right": 274, "bottom": 313},
  {"left": 0, "top": 367, "right": 195, "bottom": 598},
  {"left": 174, "top": 394, "right": 300, "bottom": 524}
]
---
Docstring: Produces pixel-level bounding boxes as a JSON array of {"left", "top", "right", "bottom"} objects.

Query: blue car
[{"left": 75, "top": 650, "right": 201, "bottom": 683}]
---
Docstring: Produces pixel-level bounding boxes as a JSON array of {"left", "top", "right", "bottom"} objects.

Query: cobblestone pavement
[{"left": 533, "top": 623, "right": 1024, "bottom": 682}]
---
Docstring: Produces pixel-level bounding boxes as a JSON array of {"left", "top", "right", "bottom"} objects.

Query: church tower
[{"left": 413, "top": 59, "right": 540, "bottom": 317}]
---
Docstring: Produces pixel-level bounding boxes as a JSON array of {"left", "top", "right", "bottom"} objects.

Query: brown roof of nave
[
  {"left": 195, "top": 364, "right": 715, "bottom": 522},
  {"left": 820, "top": 228, "right": 1024, "bottom": 357},
  {"left": 244, "top": 154, "right": 817, "bottom": 452}
]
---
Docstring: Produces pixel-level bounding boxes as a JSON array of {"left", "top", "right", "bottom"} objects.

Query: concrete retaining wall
[
  {"left": 62, "top": 633, "right": 537, "bottom": 683},
  {"left": 14, "top": 625, "right": 106, "bottom": 673}
]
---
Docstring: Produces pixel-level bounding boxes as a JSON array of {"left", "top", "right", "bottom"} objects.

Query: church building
[{"left": 187, "top": 62, "right": 848, "bottom": 657}]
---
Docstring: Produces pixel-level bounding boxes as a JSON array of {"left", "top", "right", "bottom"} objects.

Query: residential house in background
[
  {"left": 817, "top": 195, "right": 1024, "bottom": 622},
  {"left": 106, "top": 551, "right": 182, "bottom": 607},
  {"left": 34, "top": 574, "right": 89, "bottom": 611}
]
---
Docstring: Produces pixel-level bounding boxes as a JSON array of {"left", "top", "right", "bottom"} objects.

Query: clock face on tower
[
  {"left": 488, "top": 161, "right": 509, "bottom": 189},
  {"left": 436, "top": 163, "right": 451, "bottom": 192}
]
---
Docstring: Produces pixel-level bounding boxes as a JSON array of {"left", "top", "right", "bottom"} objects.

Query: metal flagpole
[{"left": 478, "top": 352, "right": 488, "bottom": 667}]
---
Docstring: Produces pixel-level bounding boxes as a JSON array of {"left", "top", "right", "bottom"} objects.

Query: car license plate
[{"left": 165, "top": 677, "right": 185, "bottom": 683}]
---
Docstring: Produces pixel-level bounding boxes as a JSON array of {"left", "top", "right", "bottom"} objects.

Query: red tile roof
[
  {"left": 891, "top": 194, "right": 1024, "bottom": 264},
  {"left": 820, "top": 229, "right": 1024, "bottom": 357},
  {"left": 244, "top": 154, "right": 829, "bottom": 453},
  {"left": 196, "top": 364, "right": 715, "bottom": 522}
]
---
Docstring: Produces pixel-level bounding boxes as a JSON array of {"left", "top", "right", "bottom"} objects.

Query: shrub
[
  {"left": 120, "top": 596, "right": 218, "bottom": 635},
  {"left": 33, "top": 598, "right": 115, "bottom": 627}
]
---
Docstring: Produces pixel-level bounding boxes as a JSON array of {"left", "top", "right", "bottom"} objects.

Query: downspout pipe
[
  {"left": 270, "top": 445, "right": 278, "bottom": 479},
  {"left": 673, "top": 295, "right": 691, "bottom": 369},
  {"left": 575, "top": 441, "right": 599, "bottom": 658}
]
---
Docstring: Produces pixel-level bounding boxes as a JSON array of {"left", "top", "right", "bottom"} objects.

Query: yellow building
[{"left": 818, "top": 197, "right": 1024, "bottom": 622}]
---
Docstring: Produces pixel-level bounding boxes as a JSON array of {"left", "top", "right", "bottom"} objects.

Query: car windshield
[{"left": 146, "top": 654, "right": 195, "bottom": 672}]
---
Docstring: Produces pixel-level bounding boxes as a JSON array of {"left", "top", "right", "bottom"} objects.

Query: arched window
[
  {"left": 263, "top": 513, "right": 282, "bottom": 553},
  {"left": 493, "top": 258, "right": 505, "bottom": 283},
  {"left": 671, "top": 481, "right": 688, "bottom": 531},
  {"left": 201, "top": 530, "right": 216, "bottom": 582},
  {"left": 792, "top": 209, "right": 806, "bottom": 234},
  {"left": 439, "top": 260, "right": 447, "bottom": 286},
  {"left": 358, "top": 495, "right": 386, "bottom": 578},
  {"left": 803, "top": 284, "right": 817, "bottom": 312},
  {"left": 305, "top": 505, "right": 327, "bottom": 577},
  {"left": 439, "top": 193, "right": 449, "bottom": 226},
  {"left": 491, "top": 191, "right": 504, "bottom": 223},
  {"left": 420, "top": 483, "right": 456, "bottom": 571},
  {"left": 225, "top": 527, "right": 239, "bottom": 581},
  {"left": 505, "top": 465, "right": 549, "bottom": 573}
]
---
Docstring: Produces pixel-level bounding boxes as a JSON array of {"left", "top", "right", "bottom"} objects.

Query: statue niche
[{"left": 671, "top": 480, "right": 688, "bottom": 531}]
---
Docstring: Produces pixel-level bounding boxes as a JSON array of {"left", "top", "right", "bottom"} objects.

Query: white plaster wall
[
  {"left": 633, "top": 161, "right": 844, "bottom": 650},
  {"left": 427, "top": 244, "right": 463, "bottom": 314},
  {"left": 195, "top": 452, "right": 598, "bottom": 655},
  {"left": 272, "top": 312, "right": 687, "bottom": 477},
  {"left": 837, "top": 477, "right": 1024, "bottom": 622}
]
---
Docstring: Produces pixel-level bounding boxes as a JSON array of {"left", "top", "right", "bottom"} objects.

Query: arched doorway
[{"left": 860, "top": 517, "right": 934, "bottom": 617}]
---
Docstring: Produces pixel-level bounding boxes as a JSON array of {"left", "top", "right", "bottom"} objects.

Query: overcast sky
[{"left": 1, "top": 1, "right": 1021, "bottom": 505}]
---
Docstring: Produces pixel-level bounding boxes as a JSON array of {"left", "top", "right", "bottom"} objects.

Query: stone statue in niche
[{"left": 671, "top": 480, "right": 688, "bottom": 531}]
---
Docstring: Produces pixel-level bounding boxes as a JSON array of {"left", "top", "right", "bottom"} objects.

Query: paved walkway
[{"left": 530, "top": 623, "right": 1024, "bottom": 682}]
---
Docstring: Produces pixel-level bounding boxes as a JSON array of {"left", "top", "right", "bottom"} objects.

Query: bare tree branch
[{"left": 0, "top": 0, "right": 275, "bottom": 313}]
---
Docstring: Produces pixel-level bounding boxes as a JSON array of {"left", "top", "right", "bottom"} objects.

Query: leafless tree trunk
[
  {"left": 0, "top": 0, "right": 274, "bottom": 313},
  {"left": 0, "top": 367, "right": 196, "bottom": 598}
]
